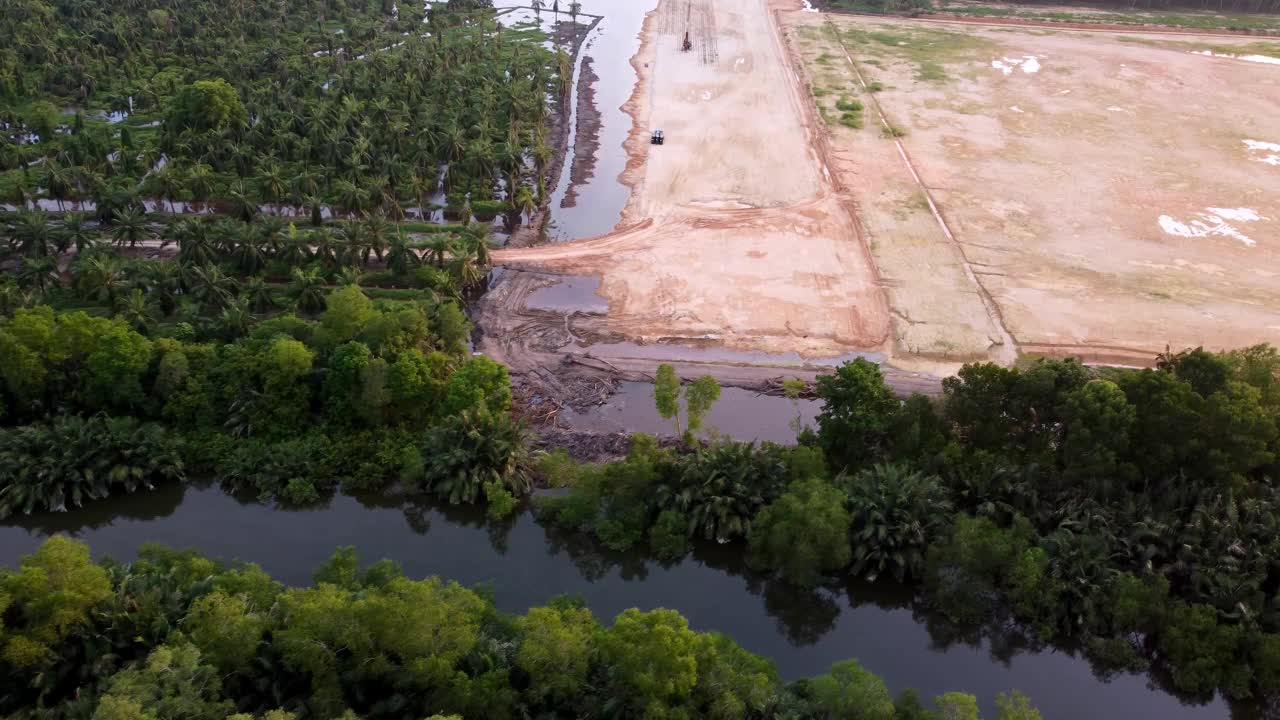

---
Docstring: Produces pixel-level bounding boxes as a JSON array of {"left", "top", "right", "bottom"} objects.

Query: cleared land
[
  {"left": 493, "top": 0, "right": 1280, "bottom": 379},
  {"left": 494, "top": 0, "right": 890, "bottom": 359},
  {"left": 795, "top": 14, "right": 1280, "bottom": 363}
]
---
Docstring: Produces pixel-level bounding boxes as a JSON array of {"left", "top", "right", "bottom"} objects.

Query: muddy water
[
  {"left": 495, "top": 0, "right": 658, "bottom": 241},
  {"left": 562, "top": 380, "right": 819, "bottom": 443},
  {"left": 524, "top": 273, "right": 609, "bottom": 314},
  {"left": 0, "top": 483, "right": 1240, "bottom": 720}
]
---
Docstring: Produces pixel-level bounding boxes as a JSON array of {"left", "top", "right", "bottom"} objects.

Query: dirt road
[{"left": 493, "top": 0, "right": 891, "bottom": 363}]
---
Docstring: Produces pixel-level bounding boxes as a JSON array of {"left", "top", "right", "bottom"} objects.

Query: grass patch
[
  {"left": 836, "top": 97, "right": 864, "bottom": 112},
  {"left": 839, "top": 111, "right": 864, "bottom": 129},
  {"left": 868, "top": 81, "right": 885, "bottom": 92},
  {"left": 881, "top": 123, "right": 907, "bottom": 138},
  {"left": 837, "top": 24, "right": 995, "bottom": 84}
]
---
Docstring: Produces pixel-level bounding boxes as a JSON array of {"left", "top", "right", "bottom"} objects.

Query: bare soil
[
  {"left": 797, "top": 14, "right": 1280, "bottom": 362},
  {"left": 494, "top": 0, "right": 891, "bottom": 361}
]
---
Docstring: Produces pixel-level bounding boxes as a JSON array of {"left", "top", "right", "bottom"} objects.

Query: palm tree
[
  {"left": 385, "top": 231, "right": 421, "bottom": 276},
  {"left": 450, "top": 253, "right": 484, "bottom": 293},
  {"left": 288, "top": 267, "right": 327, "bottom": 314},
  {"left": 44, "top": 159, "right": 75, "bottom": 211},
  {"left": 17, "top": 255, "right": 61, "bottom": 295},
  {"left": 13, "top": 211, "right": 54, "bottom": 257},
  {"left": 243, "top": 276, "right": 278, "bottom": 313},
  {"left": 423, "top": 234, "right": 453, "bottom": 269},
  {"left": 152, "top": 165, "right": 187, "bottom": 215},
  {"left": 173, "top": 220, "right": 217, "bottom": 267},
  {"left": 362, "top": 214, "right": 391, "bottom": 262},
  {"left": 308, "top": 228, "right": 338, "bottom": 268},
  {"left": 336, "top": 224, "right": 368, "bottom": 268},
  {"left": 186, "top": 162, "right": 216, "bottom": 202},
  {"left": 277, "top": 224, "right": 309, "bottom": 268},
  {"left": 257, "top": 162, "right": 287, "bottom": 206},
  {"left": 186, "top": 263, "right": 239, "bottom": 311},
  {"left": 214, "top": 297, "right": 256, "bottom": 340},
  {"left": 75, "top": 255, "right": 129, "bottom": 307},
  {"left": 132, "top": 260, "right": 184, "bottom": 315},
  {"left": 60, "top": 213, "right": 97, "bottom": 255},
  {"left": 229, "top": 181, "right": 259, "bottom": 222},
  {"left": 116, "top": 288, "right": 160, "bottom": 334},
  {"left": 110, "top": 208, "right": 152, "bottom": 249}
]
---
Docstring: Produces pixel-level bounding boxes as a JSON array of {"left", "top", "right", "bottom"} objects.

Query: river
[{"left": 0, "top": 480, "right": 1238, "bottom": 719}]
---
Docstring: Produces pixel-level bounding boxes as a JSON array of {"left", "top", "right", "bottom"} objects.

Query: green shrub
[{"left": 649, "top": 510, "right": 691, "bottom": 561}]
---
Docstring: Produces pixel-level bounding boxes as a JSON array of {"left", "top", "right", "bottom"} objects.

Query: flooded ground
[
  {"left": 496, "top": 0, "right": 659, "bottom": 241},
  {"left": 524, "top": 273, "right": 609, "bottom": 314},
  {"left": 0, "top": 483, "right": 1240, "bottom": 720},
  {"left": 561, "top": 380, "right": 818, "bottom": 443}
]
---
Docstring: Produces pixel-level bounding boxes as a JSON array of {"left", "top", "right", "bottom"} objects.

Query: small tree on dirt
[
  {"left": 653, "top": 364, "right": 721, "bottom": 443},
  {"left": 783, "top": 377, "right": 808, "bottom": 438}
]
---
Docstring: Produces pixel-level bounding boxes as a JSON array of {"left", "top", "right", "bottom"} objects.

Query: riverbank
[{"left": 0, "top": 483, "right": 1237, "bottom": 720}]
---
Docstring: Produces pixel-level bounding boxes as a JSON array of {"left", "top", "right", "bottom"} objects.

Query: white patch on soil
[
  {"left": 801, "top": 0, "right": 819, "bottom": 11},
  {"left": 1107, "top": 106, "right": 1125, "bottom": 112},
  {"left": 1244, "top": 139, "right": 1280, "bottom": 166},
  {"left": 992, "top": 55, "right": 1041, "bottom": 75},
  {"left": 1192, "top": 49, "right": 1280, "bottom": 65},
  {"left": 1009, "top": 106, "right": 1024, "bottom": 113},
  {"left": 1158, "top": 208, "right": 1268, "bottom": 247}
]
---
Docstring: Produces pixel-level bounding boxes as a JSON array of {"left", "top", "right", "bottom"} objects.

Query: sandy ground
[
  {"left": 494, "top": 0, "right": 890, "bottom": 358},
  {"left": 796, "top": 15, "right": 1280, "bottom": 362}
]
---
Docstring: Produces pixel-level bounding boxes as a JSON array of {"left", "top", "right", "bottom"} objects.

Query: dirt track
[{"left": 493, "top": 0, "right": 892, "bottom": 361}]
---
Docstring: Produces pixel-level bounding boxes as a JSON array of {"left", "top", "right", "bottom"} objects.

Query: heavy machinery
[{"left": 651, "top": 130, "right": 664, "bottom": 145}]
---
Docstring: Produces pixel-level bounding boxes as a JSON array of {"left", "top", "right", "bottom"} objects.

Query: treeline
[
  {"left": 826, "top": 0, "right": 1280, "bottom": 16},
  {"left": 0, "top": 290, "right": 528, "bottom": 515},
  {"left": 0, "top": 537, "right": 1045, "bottom": 719},
  {"left": 540, "top": 347, "right": 1280, "bottom": 701}
]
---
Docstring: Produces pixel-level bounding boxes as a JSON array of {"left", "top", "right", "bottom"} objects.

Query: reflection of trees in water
[
  {"left": 539, "top": 522, "right": 651, "bottom": 583},
  {"left": 690, "top": 538, "right": 839, "bottom": 646},
  {"left": 2, "top": 480, "right": 190, "bottom": 536},
  {"left": 757, "top": 578, "right": 841, "bottom": 647}
]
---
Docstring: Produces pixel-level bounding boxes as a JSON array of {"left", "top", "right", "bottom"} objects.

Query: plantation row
[{"left": 2, "top": 0, "right": 569, "bottom": 218}]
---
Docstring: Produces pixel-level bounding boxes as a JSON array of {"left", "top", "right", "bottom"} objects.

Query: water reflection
[{"left": 0, "top": 484, "right": 1243, "bottom": 719}]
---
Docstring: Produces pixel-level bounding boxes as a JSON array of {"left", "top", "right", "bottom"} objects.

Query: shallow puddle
[{"left": 525, "top": 273, "right": 608, "bottom": 314}]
